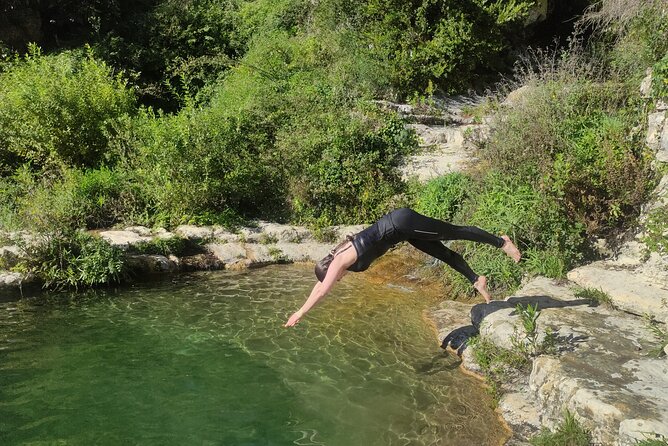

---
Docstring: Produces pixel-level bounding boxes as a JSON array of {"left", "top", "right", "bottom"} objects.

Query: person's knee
[{"left": 391, "top": 207, "right": 415, "bottom": 226}]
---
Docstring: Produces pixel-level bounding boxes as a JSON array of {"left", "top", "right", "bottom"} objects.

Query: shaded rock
[
  {"left": 125, "top": 254, "right": 178, "bottom": 274},
  {"left": 428, "top": 300, "right": 476, "bottom": 353},
  {"left": 180, "top": 254, "right": 223, "bottom": 271}
]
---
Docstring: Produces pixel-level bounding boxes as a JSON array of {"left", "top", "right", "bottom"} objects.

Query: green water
[{"left": 0, "top": 265, "right": 505, "bottom": 445}]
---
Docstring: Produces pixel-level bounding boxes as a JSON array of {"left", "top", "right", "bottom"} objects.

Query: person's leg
[
  {"left": 391, "top": 208, "right": 504, "bottom": 247},
  {"left": 407, "top": 239, "right": 478, "bottom": 283},
  {"left": 408, "top": 239, "right": 492, "bottom": 302}
]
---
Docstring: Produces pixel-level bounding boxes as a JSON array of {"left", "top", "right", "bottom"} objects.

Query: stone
[
  {"left": 206, "top": 243, "right": 247, "bottom": 266},
  {"left": 98, "top": 230, "right": 152, "bottom": 248},
  {"left": 502, "top": 85, "right": 534, "bottom": 107},
  {"left": 646, "top": 111, "right": 666, "bottom": 154},
  {"left": 428, "top": 300, "right": 476, "bottom": 352},
  {"left": 273, "top": 242, "right": 330, "bottom": 263},
  {"left": 125, "top": 254, "right": 178, "bottom": 273},
  {"left": 460, "top": 346, "right": 483, "bottom": 374},
  {"left": 124, "top": 226, "right": 152, "bottom": 237},
  {"left": 498, "top": 392, "right": 542, "bottom": 441},
  {"left": 0, "top": 271, "right": 24, "bottom": 287},
  {"left": 640, "top": 69, "right": 653, "bottom": 97},
  {"left": 567, "top": 263, "right": 668, "bottom": 323},
  {"left": 175, "top": 225, "right": 214, "bottom": 240},
  {"left": 180, "top": 254, "right": 223, "bottom": 271},
  {"left": 619, "top": 419, "right": 668, "bottom": 446},
  {"left": 256, "top": 222, "right": 312, "bottom": 243}
]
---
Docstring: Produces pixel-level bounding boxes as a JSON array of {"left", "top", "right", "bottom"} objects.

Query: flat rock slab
[
  {"left": 567, "top": 262, "right": 668, "bottom": 323},
  {"left": 99, "top": 230, "right": 153, "bottom": 248}
]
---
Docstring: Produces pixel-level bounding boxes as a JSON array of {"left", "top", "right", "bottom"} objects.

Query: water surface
[{"left": 0, "top": 265, "right": 506, "bottom": 445}]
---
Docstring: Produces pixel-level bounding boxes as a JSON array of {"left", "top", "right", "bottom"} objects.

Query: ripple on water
[{"left": 0, "top": 265, "right": 506, "bottom": 446}]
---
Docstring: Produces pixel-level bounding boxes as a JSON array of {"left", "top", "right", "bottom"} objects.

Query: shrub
[
  {"left": 12, "top": 166, "right": 141, "bottom": 231},
  {"left": 414, "top": 173, "right": 472, "bottom": 222},
  {"left": 16, "top": 230, "right": 127, "bottom": 290},
  {"left": 479, "top": 79, "right": 654, "bottom": 237},
  {"left": 0, "top": 46, "right": 136, "bottom": 170}
]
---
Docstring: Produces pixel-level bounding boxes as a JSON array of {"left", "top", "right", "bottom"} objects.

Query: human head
[{"left": 315, "top": 253, "right": 333, "bottom": 282}]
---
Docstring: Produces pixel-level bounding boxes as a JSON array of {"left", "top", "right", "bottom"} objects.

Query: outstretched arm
[{"left": 284, "top": 248, "right": 354, "bottom": 327}]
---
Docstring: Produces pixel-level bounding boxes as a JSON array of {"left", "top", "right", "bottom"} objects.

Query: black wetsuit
[{"left": 348, "top": 208, "right": 504, "bottom": 283}]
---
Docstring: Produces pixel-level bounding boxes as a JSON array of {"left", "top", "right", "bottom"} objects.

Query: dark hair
[
  {"left": 314, "top": 235, "right": 354, "bottom": 282},
  {"left": 315, "top": 254, "right": 334, "bottom": 282}
]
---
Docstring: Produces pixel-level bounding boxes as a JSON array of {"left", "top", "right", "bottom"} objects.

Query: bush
[
  {"left": 414, "top": 173, "right": 472, "bottom": 222},
  {"left": 479, "top": 79, "right": 654, "bottom": 236},
  {"left": 11, "top": 166, "right": 141, "bottom": 231},
  {"left": 17, "top": 230, "right": 127, "bottom": 290},
  {"left": 0, "top": 46, "right": 136, "bottom": 169}
]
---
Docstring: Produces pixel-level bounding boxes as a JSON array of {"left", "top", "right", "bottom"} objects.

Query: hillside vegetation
[{"left": 1, "top": 0, "right": 666, "bottom": 291}]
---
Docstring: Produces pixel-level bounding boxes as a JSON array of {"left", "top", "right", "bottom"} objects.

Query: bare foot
[
  {"left": 474, "top": 276, "right": 492, "bottom": 304},
  {"left": 501, "top": 235, "right": 521, "bottom": 263}
]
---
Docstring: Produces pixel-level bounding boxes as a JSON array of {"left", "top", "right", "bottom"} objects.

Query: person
[{"left": 284, "top": 208, "right": 521, "bottom": 327}]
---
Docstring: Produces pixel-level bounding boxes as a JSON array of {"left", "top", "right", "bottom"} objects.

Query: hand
[{"left": 284, "top": 310, "right": 304, "bottom": 327}]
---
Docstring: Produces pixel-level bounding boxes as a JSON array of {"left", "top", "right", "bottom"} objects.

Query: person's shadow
[{"left": 441, "top": 295, "right": 593, "bottom": 354}]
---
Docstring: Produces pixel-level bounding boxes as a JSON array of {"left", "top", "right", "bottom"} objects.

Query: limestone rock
[
  {"left": 125, "top": 254, "right": 178, "bottom": 273},
  {"left": 567, "top": 263, "right": 668, "bottom": 323},
  {"left": 498, "top": 392, "right": 542, "bottom": 441},
  {"left": 206, "top": 243, "right": 247, "bottom": 267},
  {"left": 502, "top": 85, "right": 534, "bottom": 107},
  {"left": 124, "top": 226, "right": 152, "bottom": 237},
  {"left": 175, "top": 225, "right": 214, "bottom": 240},
  {"left": 647, "top": 110, "right": 668, "bottom": 162},
  {"left": 274, "top": 242, "right": 330, "bottom": 263},
  {"left": 428, "top": 300, "right": 476, "bottom": 352},
  {"left": 0, "top": 271, "right": 25, "bottom": 287},
  {"left": 99, "top": 230, "right": 152, "bottom": 248},
  {"left": 256, "top": 222, "right": 312, "bottom": 243}
]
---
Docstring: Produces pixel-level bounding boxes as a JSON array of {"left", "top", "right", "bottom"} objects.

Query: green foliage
[
  {"left": 467, "top": 334, "right": 530, "bottom": 404},
  {"left": 121, "top": 104, "right": 285, "bottom": 226},
  {"left": 16, "top": 231, "right": 126, "bottom": 290},
  {"left": 574, "top": 286, "right": 614, "bottom": 308},
  {"left": 643, "top": 314, "right": 668, "bottom": 358},
  {"left": 530, "top": 410, "right": 592, "bottom": 446},
  {"left": 8, "top": 166, "right": 141, "bottom": 232},
  {"left": 601, "top": 1, "right": 668, "bottom": 80},
  {"left": 515, "top": 302, "right": 540, "bottom": 354},
  {"left": 652, "top": 54, "right": 668, "bottom": 99},
  {"left": 131, "top": 237, "right": 189, "bottom": 257},
  {"left": 480, "top": 79, "right": 654, "bottom": 237},
  {"left": 94, "top": 0, "right": 243, "bottom": 108},
  {"left": 642, "top": 205, "right": 668, "bottom": 255},
  {"left": 0, "top": 46, "right": 136, "bottom": 170},
  {"left": 414, "top": 173, "right": 472, "bottom": 222},
  {"left": 636, "top": 435, "right": 668, "bottom": 446}
]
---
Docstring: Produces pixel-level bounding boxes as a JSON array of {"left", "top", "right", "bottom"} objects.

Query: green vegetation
[
  {"left": 530, "top": 410, "right": 592, "bottom": 446},
  {"left": 467, "top": 334, "right": 529, "bottom": 403},
  {"left": 643, "top": 314, "right": 668, "bottom": 358},
  {"left": 14, "top": 231, "right": 126, "bottom": 290},
  {"left": 0, "top": 0, "right": 666, "bottom": 290},
  {"left": 574, "top": 286, "right": 615, "bottom": 308},
  {"left": 636, "top": 435, "right": 668, "bottom": 446}
]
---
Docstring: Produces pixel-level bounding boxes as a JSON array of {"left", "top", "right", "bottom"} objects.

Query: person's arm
[{"left": 284, "top": 248, "right": 354, "bottom": 327}]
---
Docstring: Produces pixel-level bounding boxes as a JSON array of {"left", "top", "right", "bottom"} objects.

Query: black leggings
[{"left": 391, "top": 208, "right": 505, "bottom": 284}]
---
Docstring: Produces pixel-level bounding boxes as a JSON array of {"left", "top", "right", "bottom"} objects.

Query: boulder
[
  {"left": 175, "top": 225, "right": 214, "bottom": 240},
  {"left": 98, "top": 230, "right": 152, "bottom": 248}
]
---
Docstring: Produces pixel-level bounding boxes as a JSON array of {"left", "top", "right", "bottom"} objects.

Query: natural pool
[{"left": 0, "top": 265, "right": 507, "bottom": 445}]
